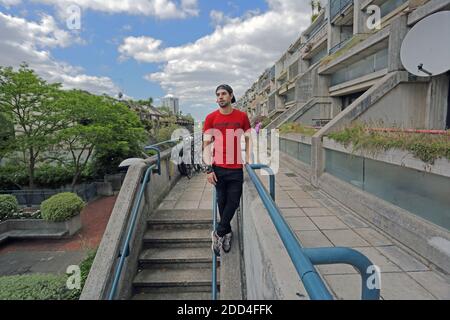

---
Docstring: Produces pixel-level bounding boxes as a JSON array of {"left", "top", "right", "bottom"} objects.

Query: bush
[
  {"left": 0, "top": 163, "right": 97, "bottom": 190},
  {"left": 40, "top": 192, "right": 85, "bottom": 222},
  {"left": 0, "top": 194, "right": 19, "bottom": 220},
  {"left": 0, "top": 164, "right": 28, "bottom": 189},
  {"left": 34, "top": 164, "right": 74, "bottom": 188},
  {"left": 0, "top": 273, "right": 76, "bottom": 300}
]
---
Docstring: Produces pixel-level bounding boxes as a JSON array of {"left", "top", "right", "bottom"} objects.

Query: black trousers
[{"left": 214, "top": 165, "right": 244, "bottom": 237}]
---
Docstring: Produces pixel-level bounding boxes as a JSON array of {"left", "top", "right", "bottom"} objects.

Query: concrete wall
[
  {"left": 357, "top": 82, "right": 429, "bottom": 128},
  {"left": 241, "top": 173, "right": 308, "bottom": 300}
]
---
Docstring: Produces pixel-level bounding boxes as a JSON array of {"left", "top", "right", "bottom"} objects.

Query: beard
[{"left": 218, "top": 101, "right": 230, "bottom": 108}]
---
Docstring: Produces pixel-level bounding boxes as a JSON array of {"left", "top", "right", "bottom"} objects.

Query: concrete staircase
[{"left": 131, "top": 209, "right": 220, "bottom": 300}]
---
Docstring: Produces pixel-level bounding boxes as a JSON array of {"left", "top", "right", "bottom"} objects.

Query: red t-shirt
[{"left": 203, "top": 109, "right": 251, "bottom": 169}]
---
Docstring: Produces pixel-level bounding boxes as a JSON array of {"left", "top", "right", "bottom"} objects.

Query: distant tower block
[{"left": 162, "top": 94, "right": 180, "bottom": 115}]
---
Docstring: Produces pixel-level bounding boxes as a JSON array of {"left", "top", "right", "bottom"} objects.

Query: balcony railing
[
  {"left": 330, "top": 0, "right": 354, "bottom": 21},
  {"left": 329, "top": 36, "right": 352, "bottom": 55},
  {"left": 304, "top": 18, "right": 328, "bottom": 47}
]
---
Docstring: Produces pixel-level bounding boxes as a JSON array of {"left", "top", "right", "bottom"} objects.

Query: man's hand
[{"left": 207, "top": 172, "right": 218, "bottom": 186}]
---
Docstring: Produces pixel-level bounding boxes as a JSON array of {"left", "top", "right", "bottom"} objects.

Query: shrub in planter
[
  {"left": 0, "top": 194, "right": 19, "bottom": 220},
  {"left": 41, "top": 192, "right": 85, "bottom": 222},
  {"left": 0, "top": 273, "right": 75, "bottom": 300}
]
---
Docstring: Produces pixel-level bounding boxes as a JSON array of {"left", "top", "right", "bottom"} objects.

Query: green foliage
[
  {"left": 327, "top": 123, "right": 450, "bottom": 164},
  {"left": 40, "top": 192, "right": 85, "bottom": 222},
  {"left": 69, "top": 249, "right": 97, "bottom": 300},
  {"left": 279, "top": 122, "right": 318, "bottom": 136},
  {"left": 0, "top": 194, "right": 18, "bottom": 220},
  {"left": 0, "top": 64, "right": 68, "bottom": 188},
  {"left": 0, "top": 164, "right": 29, "bottom": 189},
  {"left": 0, "top": 112, "right": 14, "bottom": 160},
  {"left": 155, "top": 123, "right": 181, "bottom": 143},
  {"left": 0, "top": 66, "right": 148, "bottom": 188},
  {"left": 261, "top": 117, "right": 272, "bottom": 128},
  {"left": 0, "top": 273, "right": 76, "bottom": 300},
  {"left": 53, "top": 90, "right": 147, "bottom": 186},
  {"left": 0, "top": 164, "right": 95, "bottom": 189}
]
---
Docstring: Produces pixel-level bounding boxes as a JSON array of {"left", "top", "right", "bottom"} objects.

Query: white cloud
[
  {"left": 29, "top": 0, "right": 199, "bottom": 19},
  {"left": 0, "top": 11, "right": 120, "bottom": 96},
  {"left": 0, "top": 0, "right": 21, "bottom": 8},
  {"left": 118, "top": 0, "right": 311, "bottom": 119}
]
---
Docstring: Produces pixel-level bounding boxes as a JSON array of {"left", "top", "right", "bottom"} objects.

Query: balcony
[{"left": 330, "top": 0, "right": 354, "bottom": 25}]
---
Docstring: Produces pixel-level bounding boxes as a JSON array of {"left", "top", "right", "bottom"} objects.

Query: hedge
[
  {"left": 40, "top": 192, "right": 85, "bottom": 222},
  {"left": 0, "top": 194, "right": 18, "bottom": 220}
]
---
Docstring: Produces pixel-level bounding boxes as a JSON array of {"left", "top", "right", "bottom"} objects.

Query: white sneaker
[
  {"left": 211, "top": 230, "right": 222, "bottom": 256},
  {"left": 222, "top": 231, "right": 232, "bottom": 253}
]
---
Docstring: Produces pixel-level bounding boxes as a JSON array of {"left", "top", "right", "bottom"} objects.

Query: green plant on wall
[
  {"left": 279, "top": 122, "right": 318, "bottom": 136},
  {"left": 327, "top": 123, "right": 450, "bottom": 164}
]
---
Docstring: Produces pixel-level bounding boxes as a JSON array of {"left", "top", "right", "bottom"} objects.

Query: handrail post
[
  {"left": 144, "top": 146, "right": 162, "bottom": 175},
  {"left": 249, "top": 164, "right": 275, "bottom": 201},
  {"left": 303, "top": 247, "right": 381, "bottom": 300}
]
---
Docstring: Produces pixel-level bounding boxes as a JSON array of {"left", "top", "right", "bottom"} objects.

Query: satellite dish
[{"left": 400, "top": 11, "right": 450, "bottom": 77}]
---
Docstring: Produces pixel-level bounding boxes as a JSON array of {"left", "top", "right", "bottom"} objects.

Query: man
[{"left": 202, "top": 84, "right": 251, "bottom": 256}]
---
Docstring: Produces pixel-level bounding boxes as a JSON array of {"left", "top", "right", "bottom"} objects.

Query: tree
[
  {"left": 0, "top": 112, "right": 14, "bottom": 162},
  {"left": 0, "top": 64, "right": 68, "bottom": 188},
  {"left": 51, "top": 90, "right": 147, "bottom": 188},
  {"left": 158, "top": 106, "right": 172, "bottom": 115},
  {"left": 311, "top": 0, "right": 322, "bottom": 22},
  {"left": 136, "top": 97, "right": 153, "bottom": 107}
]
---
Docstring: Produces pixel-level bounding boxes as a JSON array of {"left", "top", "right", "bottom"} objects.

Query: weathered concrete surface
[
  {"left": 242, "top": 172, "right": 308, "bottom": 300},
  {"left": 220, "top": 212, "right": 243, "bottom": 300},
  {"left": 0, "top": 214, "right": 82, "bottom": 244}
]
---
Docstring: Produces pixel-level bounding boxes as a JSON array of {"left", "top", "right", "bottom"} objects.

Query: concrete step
[
  {"left": 148, "top": 209, "right": 213, "bottom": 229},
  {"left": 133, "top": 267, "right": 220, "bottom": 294},
  {"left": 143, "top": 226, "right": 212, "bottom": 248},
  {"left": 132, "top": 291, "right": 217, "bottom": 300},
  {"left": 148, "top": 221, "right": 211, "bottom": 230},
  {"left": 139, "top": 247, "right": 219, "bottom": 269},
  {"left": 151, "top": 209, "right": 212, "bottom": 222}
]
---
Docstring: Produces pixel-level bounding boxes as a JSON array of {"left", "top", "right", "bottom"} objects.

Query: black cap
[{"left": 216, "top": 84, "right": 236, "bottom": 104}]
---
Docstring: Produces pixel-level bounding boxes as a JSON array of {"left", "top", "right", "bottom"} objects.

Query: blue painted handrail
[
  {"left": 108, "top": 162, "right": 157, "bottom": 300},
  {"left": 245, "top": 164, "right": 380, "bottom": 300}
]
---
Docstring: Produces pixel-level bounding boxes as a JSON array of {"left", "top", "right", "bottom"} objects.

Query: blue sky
[{"left": 0, "top": 0, "right": 312, "bottom": 121}]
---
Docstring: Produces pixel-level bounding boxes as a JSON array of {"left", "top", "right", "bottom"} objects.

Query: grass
[
  {"left": 279, "top": 122, "right": 318, "bottom": 136},
  {"left": 327, "top": 124, "right": 450, "bottom": 164},
  {"left": 0, "top": 248, "right": 97, "bottom": 300}
]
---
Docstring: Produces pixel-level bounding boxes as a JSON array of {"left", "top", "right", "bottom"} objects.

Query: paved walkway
[
  {"left": 265, "top": 160, "right": 449, "bottom": 300},
  {"left": 0, "top": 195, "right": 117, "bottom": 276},
  {"left": 160, "top": 166, "right": 449, "bottom": 300}
]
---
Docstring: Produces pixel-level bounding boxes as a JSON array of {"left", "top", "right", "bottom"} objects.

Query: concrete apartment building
[
  {"left": 237, "top": 0, "right": 450, "bottom": 275},
  {"left": 162, "top": 94, "right": 180, "bottom": 115}
]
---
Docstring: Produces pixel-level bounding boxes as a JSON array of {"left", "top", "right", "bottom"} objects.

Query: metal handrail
[
  {"left": 245, "top": 163, "right": 380, "bottom": 300},
  {"left": 108, "top": 162, "right": 158, "bottom": 300}
]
